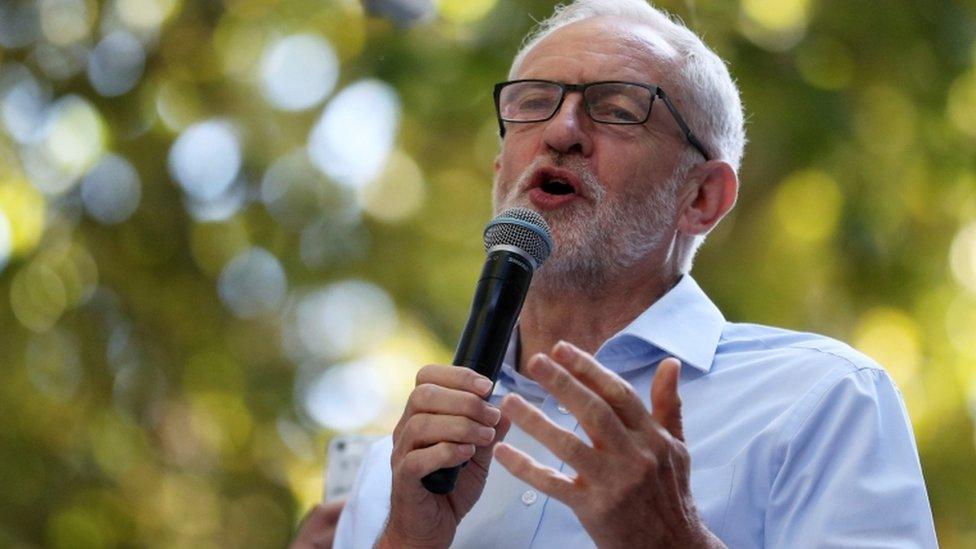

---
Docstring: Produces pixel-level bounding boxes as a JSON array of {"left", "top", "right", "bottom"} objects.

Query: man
[{"left": 328, "top": 0, "right": 938, "bottom": 547}]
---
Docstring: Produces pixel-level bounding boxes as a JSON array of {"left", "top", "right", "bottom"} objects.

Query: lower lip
[{"left": 529, "top": 187, "right": 579, "bottom": 209}]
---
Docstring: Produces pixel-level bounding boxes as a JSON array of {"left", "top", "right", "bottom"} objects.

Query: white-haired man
[{"left": 328, "top": 1, "right": 938, "bottom": 547}]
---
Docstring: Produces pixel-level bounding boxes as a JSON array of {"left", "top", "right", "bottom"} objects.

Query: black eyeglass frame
[{"left": 493, "top": 79, "right": 710, "bottom": 161}]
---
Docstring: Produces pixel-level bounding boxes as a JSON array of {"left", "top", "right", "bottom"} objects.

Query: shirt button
[
  {"left": 557, "top": 404, "right": 570, "bottom": 414},
  {"left": 521, "top": 490, "right": 538, "bottom": 506}
]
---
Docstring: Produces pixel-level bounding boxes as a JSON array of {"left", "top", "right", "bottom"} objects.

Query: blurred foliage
[{"left": 0, "top": 0, "right": 975, "bottom": 546}]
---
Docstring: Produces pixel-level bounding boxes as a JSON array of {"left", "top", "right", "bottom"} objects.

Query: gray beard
[{"left": 493, "top": 156, "right": 681, "bottom": 294}]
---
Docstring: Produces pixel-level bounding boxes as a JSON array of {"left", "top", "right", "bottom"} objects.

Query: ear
[
  {"left": 676, "top": 160, "right": 738, "bottom": 236},
  {"left": 493, "top": 154, "right": 502, "bottom": 176}
]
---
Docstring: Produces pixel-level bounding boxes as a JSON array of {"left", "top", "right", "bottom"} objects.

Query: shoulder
[
  {"left": 716, "top": 321, "right": 885, "bottom": 379},
  {"left": 707, "top": 322, "right": 905, "bottom": 443}
]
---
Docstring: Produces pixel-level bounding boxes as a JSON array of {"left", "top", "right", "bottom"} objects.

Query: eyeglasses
[{"left": 493, "top": 79, "right": 710, "bottom": 161}]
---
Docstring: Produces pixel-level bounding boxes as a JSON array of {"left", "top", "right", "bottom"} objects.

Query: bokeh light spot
[
  {"left": 33, "top": 41, "right": 91, "bottom": 81},
  {"left": 359, "top": 149, "right": 425, "bottom": 223},
  {"left": 116, "top": 0, "right": 179, "bottom": 31},
  {"left": 10, "top": 260, "right": 67, "bottom": 332},
  {"left": 284, "top": 279, "right": 397, "bottom": 362},
  {"left": 154, "top": 78, "right": 203, "bottom": 132},
  {"left": 0, "top": 1, "right": 40, "bottom": 49},
  {"left": 81, "top": 153, "right": 142, "bottom": 224},
  {"left": 0, "top": 209, "right": 11, "bottom": 272},
  {"left": 214, "top": 18, "right": 265, "bottom": 78},
  {"left": 0, "top": 177, "right": 46, "bottom": 255},
  {"left": 1, "top": 63, "right": 50, "bottom": 144},
  {"left": 39, "top": 0, "right": 96, "bottom": 46},
  {"left": 217, "top": 247, "right": 288, "bottom": 319},
  {"left": 853, "top": 307, "right": 922, "bottom": 386},
  {"left": 41, "top": 95, "right": 108, "bottom": 188},
  {"left": 88, "top": 411, "right": 148, "bottom": 481},
  {"left": 437, "top": 0, "right": 497, "bottom": 24},
  {"left": 948, "top": 68, "right": 976, "bottom": 138},
  {"left": 168, "top": 119, "right": 241, "bottom": 201},
  {"left": 184, "top": 179, "right": 247, "bottom": 222},
  {"left": 309, "top": 79, "right": 400, "bottom": 190},
  {"left": 259, "top": 33, "right": 338, "bottom": 112},
  {"left": 300, "top": 357, "right": 389, "bottom": 431},
  {"left": 951, "top": 221, "right": 976, "bottom": 295},
  {"left": 773, "top": 169, "right": 843, "bottom": 243},
  {"left": 261, "top": 149, "right": 358, "bottom": 230},
  {"left": 88, "top": 31, "right": 146, "bottom": 97},
  {"left": 946, "top": 295, "right": 976, "bottom": 360},
  {"left": 739, "top": 0, "right": 811, "bottom": 50}
]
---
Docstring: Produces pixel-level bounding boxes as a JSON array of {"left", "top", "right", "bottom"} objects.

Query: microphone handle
[{"left": 420, "top": 248, "right": 534, "bottom": 494}]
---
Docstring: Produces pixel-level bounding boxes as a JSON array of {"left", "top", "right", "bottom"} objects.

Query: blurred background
[{"left": 0, "top": 0, "right": 974, "bottom": 546}]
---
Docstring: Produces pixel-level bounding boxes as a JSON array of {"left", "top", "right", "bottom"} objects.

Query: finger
[
  {"left": 551, "top": 341, "right": 648, "bottom": 429},
  {"left": 394, "top": 378, "right": 500, "bottom": 442},
  {"left": 471, "top": 412, "right": 512, "bottom": 471},
  {"left": 319, "top": 499, "right": 345, "bottom": 525},
  {"left": 524, "top": 352, "right": 631, "bottom": 449},
  {"left": 398, "top": 441, "right": 476, "bottom": 480},
  {"left": 500, "top": 393, "right": 599, "bottom": 475},
  {"left": 415, "top": 364, "right": 494, "bottom": 396},
  {"left": 493, "top": 442, "right": 577, "bottom": 505},
  {"left": 291, "top": 501, "right": 345, "bottom": 548},
  {"left": 403, "top": 384, "right": 502, "bottom": 427},
  {"left": 650, "top": 357, "right": 684, "bottom": 441},
  {"left": 396, "top": 413, "right": 497, "bottom": 457}
]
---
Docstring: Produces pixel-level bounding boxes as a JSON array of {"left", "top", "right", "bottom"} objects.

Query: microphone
[{"left": 420, "top": 207, "right": 552, "bottom": 495}]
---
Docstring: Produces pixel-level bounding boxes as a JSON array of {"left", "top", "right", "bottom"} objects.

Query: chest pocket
[{"left": 690, "top": 463, "right": 735, "bottom": 539}]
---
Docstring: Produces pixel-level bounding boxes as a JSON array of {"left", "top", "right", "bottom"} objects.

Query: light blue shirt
[{"left": 334, "top": 276, "right": 937, "bottom": 548}]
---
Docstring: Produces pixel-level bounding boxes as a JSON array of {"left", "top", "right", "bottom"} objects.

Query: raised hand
[{"left": 493, "top": 341, "right": 725, "bottom": 549}]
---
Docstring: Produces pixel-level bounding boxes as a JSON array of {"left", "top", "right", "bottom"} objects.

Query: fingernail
[
  {"left": 459, "top": 444, "right": 476, "bottom": 456},
  {"left": 553, "top": 340, "right": 573, "bottom": 359},
  {"left": 474, "top": 377, "right": 493, "bottom": 395},
  {"left": 478, "top": 426, "right": 496, "bottom": 443},
  {"left": 485, "top": 406, "right": 502, "bottom": 426},
  {"left": 532, "top": 352, "right": 551, "bottom": 367}
]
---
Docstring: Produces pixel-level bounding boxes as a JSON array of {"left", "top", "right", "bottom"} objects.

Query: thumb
[{"left": 651, "top": 357, "right": 684, "bottom": 442}]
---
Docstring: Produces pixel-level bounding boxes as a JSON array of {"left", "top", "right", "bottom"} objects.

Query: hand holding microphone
[{"left": 377, "top": 208, "right": 551, "bottom": 548}]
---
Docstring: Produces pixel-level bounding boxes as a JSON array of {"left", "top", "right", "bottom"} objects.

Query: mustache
[{"left": 514, "top": 155, "right": 605, "bottom": 202}]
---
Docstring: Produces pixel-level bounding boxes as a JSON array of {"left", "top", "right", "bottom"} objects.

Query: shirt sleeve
[
  {"left": 333, "top": 436, "right": 394, "bottom": 549},
  {"left": 764, "top": 367, "right": 938, "bottom": 548}
]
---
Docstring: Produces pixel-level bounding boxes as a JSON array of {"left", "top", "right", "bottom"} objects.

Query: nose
[{"left": 541, "top": 92, "right": 594, "bottom": 157}]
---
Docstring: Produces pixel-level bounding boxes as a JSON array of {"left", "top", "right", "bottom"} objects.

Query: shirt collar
[
  {"left": 497, "top": 275, "right": 725, "bottom": 395},
  {"left": 600, "top": 275, "right": 725, "bottom": 373}
]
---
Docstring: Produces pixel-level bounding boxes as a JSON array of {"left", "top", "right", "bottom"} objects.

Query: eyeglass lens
[{"left": 498, "top": 81, "right": 653, "bottom": 124}]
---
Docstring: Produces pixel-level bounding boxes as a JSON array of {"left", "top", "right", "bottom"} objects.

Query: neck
[{"left": 517, "top": 260, "right": 681, "bottom": 372}]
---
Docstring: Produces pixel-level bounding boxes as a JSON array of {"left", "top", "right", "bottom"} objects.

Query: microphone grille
[{"left": 483, "top": 207, "right": 552, "bottom": 267}]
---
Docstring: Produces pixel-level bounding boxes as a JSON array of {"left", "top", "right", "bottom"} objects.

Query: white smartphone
[{"left": 324, "top": 434, "right": 384, "bottom": 502}]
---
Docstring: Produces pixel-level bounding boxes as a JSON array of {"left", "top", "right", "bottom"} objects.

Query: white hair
[{"left": 508, "top": 0, "right": 746, "bottom": 273}]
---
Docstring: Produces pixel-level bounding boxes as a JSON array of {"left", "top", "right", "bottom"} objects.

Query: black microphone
[{"left": 420, "top": 207, "right": 552, "bottom": 494}]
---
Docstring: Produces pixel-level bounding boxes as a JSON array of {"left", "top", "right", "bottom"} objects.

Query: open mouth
[
  {"left": 526, "top": 168, "right": 583, "bottom": 209},
  {"left": 539, "top": 179, "right": 576, "bottom": 195}
]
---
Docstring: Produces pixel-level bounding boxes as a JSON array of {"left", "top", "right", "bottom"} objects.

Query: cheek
[{"left": 495, "top": 141, "right": 534, "bottom": 184}]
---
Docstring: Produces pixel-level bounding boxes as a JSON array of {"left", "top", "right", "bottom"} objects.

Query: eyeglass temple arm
[{"left": 656, "top": 89, "right": 710, "bottom": 161}]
